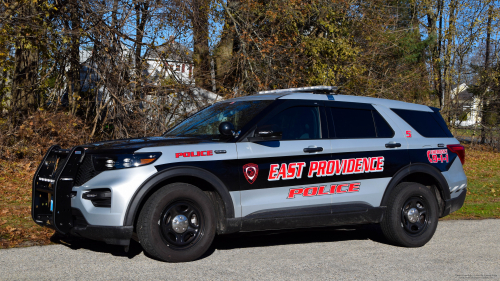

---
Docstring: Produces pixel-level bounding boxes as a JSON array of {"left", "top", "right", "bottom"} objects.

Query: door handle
[
  {"left": 303, "top": 147, "right": 323, "bottom": 153},
  {"left": 385, "top": 142, "right": 401, "bottom": 148}
]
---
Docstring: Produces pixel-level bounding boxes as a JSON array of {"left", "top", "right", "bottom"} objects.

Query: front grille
[{"left": 74, "top": 156, "right": 102, "bottom": 186}]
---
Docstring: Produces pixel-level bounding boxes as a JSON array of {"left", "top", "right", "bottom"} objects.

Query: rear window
[
  {"left": 391, "top": 108, "right": 453, "bottom": 138},
  {"left": 329, "top": 108, "right": 394, "bottom": 139}
]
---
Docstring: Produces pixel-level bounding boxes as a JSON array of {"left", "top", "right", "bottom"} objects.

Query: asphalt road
[{"left": 1, "top": 220, "right": 499, "bottom": 280}]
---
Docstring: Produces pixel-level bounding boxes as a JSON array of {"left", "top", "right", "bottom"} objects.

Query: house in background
[
  {"left": 144, "top": 37, "right": 194, "bottom": 85},
  {"left": 450, "top": 83, "right": 481, "bottom": 127},
  {"left": 78, "top": 38, "right": 195, "bottom": 92},
  {"left": 74, "top": 39, "right": 220, "bottom": 125}
]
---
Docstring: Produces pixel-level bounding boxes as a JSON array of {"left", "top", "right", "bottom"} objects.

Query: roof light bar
[{"left": 258, "top": 86, "right": 338, "bottom": 95}]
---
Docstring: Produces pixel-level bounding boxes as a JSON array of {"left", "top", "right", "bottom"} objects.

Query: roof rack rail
[{"left": 258, "top": 86, "right": 338, "bottom": 95}]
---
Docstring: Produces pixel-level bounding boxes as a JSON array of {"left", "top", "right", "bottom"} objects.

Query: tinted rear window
[
  {"left": 373, "top": 111, "right": 395, "bottom": 138},
  {"left": 330, "top": 108, "right": 376, "bottom": 138},
  {"left": 391, "top": 108, "right": 453, "bottom": 138},
  {"left": 329, "top": 108, "right": 394, "bottom": 138}
]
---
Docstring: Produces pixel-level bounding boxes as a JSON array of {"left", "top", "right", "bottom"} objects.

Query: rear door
[
  {"left": 236, "top": 100, "right": 333, "bottom": 218},
  {"left": 385, "top": 106, "right": 466, "bottom": 196},
  {"left": 324, "top": 101, "right": 409, "bottom": 211}
]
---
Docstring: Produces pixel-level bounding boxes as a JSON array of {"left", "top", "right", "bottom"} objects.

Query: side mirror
[
  {"left": 248, "top": 125, "right": 282, "bottom": 142},
  {"left": 219, "top": 121, "right": 235, "bottom": 136}
]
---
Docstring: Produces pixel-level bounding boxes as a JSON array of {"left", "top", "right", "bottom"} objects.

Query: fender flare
[
  {"left": 123, "top": 166, "right": 235, "bottom": 226},
  {"left": 380, "top": 163, "right": 451, "bottom": 207}
]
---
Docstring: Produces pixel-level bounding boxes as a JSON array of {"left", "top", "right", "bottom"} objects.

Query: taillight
[{"left": 447, "top": 144, "right": 465, "bottom": 165}]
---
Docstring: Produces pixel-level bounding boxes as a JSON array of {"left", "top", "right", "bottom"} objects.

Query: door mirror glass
[{"left": 219, "top": 121, "right": 235, "bottom": 136}]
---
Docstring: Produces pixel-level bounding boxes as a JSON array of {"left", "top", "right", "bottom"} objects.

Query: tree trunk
[
  {"left": 135, "top": 1, "right": 149, "bottom": 98},
  {"left": 214, "top": 14, "right": 236, "bottom": 91},
  {"left": 480, "top": 4, "right": 493, "bottom": 144},
  {"left": 425, "top": 0, "right": 443, "bottom": 108},
  {"left": 11, "top": 2, "right": 39, "bottom": 123},
  {"left": 68, "top": 0, "right": 81, "bottom": 114},
  {"left": 443, "top": 0, "right": 457, "bottom": 111},
  {"left": 437, "top": 0, "right": 445, "bottom": 108},
  {"left": 192, "top": 0, "right": 211, "bottom": 90}
]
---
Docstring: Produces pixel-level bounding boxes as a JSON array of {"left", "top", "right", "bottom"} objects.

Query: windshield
[{"left": 164, "top": 100, "right": 273, "bottom": 140}]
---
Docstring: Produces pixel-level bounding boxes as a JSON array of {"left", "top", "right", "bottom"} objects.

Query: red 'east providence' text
[{"left": 268, "top": 156, "right": 384, "bottom": 181}]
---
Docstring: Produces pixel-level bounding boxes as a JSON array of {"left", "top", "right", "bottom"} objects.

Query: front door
[{"left": 237, "top": 102, "right": 332, "bottom": 219}]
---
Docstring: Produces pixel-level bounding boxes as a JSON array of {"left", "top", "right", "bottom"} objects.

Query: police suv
[{"left": 32, "top": 86, "right": 467, "bottom": 262}]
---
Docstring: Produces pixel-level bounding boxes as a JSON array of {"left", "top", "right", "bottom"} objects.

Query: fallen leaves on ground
[{"left": 0, "top": 159, "right": 55, "bottom": 248}]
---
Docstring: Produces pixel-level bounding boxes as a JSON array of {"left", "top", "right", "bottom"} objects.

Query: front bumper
[
  {"left": 70, "top": 224, "right": 133, "bottom": 246},
  {"left": 68, "top": 208, "right": 134, "bottom": 246},
  {"left": 32, "top": 146, "right": 157, "bottom": 245}
]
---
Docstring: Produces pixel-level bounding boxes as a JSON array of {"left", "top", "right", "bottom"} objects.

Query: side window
[
  {"left": 391, "top": 108, "right": 452, "bottom": 138},
  {"left": 329, "top": 107, "right": 395, "bottom": 139},
  {"left": 330, "top": 107, "right": 376, "bottom": 138},
  {"left": 258, "top": 107, "right": 321, "bottom": 140},
  {"left": 373, "top": 111, "right": 395, "bottom": 138}
]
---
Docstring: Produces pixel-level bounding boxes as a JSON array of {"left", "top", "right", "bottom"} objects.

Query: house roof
[
  {"left": 451, "top": 83, "right": 474, "bottom": 101},
  {"left": 457, "top": 89, "right": 473, "bottom": 100},
  {"left": 146, "top": 39, "right": 192, "bottom": 63}
]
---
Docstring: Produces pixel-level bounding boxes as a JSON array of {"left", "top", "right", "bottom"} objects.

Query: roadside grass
[{"left": 0, "top": 144, "right": 498, "bottom": 248}]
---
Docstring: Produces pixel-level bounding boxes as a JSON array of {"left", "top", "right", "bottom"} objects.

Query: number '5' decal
[{"left": 406, "top": 131, "right": 412, "bottom": 138}]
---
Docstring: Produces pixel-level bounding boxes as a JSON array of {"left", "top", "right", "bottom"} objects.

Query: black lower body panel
[
  {"left": 69, "top": 208, "right": 133, "bottom": 246},
  {"left": 442, "top": 188, "right": 467, "bottom": 217},
  {"left": 240, "top": 207, "right": 385, "bottom": 232},
  {"left": 70, "top": 225, "right": 133, "bottom": 246}
]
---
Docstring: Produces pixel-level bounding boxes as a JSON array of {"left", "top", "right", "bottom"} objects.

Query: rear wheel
[
  {"left": 137, "top": 183, "right": 216, "bottom": 262},
  {"left": 380, "top": 182, "right": 439, "bottom": 247}
]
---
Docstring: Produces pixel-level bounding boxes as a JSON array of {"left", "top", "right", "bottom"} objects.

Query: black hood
[{"left": 83, "top": 136, "right": 211, "bottom": 154}]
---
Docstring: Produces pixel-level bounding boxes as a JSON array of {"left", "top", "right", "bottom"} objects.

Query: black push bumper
[
  {"left": 32, "top": 146, "right": 86, "bottom": 234},
  {"left": 33, "top": 146, "right": 133, "bottom": 246},
  {"left": 70, "top": 225, "right": 133, "bottom": 246},
  {"left": 442, "top": 188, "right": 467, "bottom": 217}
]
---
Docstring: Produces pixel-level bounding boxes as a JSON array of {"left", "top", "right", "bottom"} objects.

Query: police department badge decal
[{"left": 243, "top": 163, "right": 259, "bottom": 184}]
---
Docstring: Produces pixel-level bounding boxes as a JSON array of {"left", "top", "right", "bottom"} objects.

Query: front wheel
[
  {"left": 137, "top": 183, "right": 216, "bottom": 262},
  {"left": 380, "top": 182, "right": 439, "bottom": 247}
]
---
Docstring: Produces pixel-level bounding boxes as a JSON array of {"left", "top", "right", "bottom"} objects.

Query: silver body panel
[
  {"left": 71, "top": 165, "right": 158, "bottom": 226},
  {"left": 240, "top": 177, "right": 391, "bottom": 217},
  {"left": 442, "top": 158, "right": 468, "bottom": 199}
]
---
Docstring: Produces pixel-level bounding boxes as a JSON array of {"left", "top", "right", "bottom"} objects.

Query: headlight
[{"left": 92, "top": 152, "right": 162, "bottom": 171}]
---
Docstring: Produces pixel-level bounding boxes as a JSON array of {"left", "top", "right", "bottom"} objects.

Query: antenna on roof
[{"left": 257, "top": 86, "right": 339, "bottom": 95}]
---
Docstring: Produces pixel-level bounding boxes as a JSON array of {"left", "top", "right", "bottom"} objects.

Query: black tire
[
  {"left": 380, "top": 182, "right": 439, "bottom": 247},
  {"left": 137, "top": 183, "right": 216, "bottom": 262}
]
